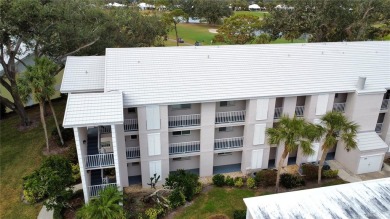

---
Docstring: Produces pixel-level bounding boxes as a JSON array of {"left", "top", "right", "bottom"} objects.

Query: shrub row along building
[{"left": 60, "top": 42, "right": 390, "bottom": 202}]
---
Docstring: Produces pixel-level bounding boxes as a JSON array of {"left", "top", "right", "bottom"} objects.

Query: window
[
  {"left": 219, "top": 127, "right": 233, "bottom": 132},
  {"left": 172, "top": 104, "right": 191, "bottom": 110},
  {"left": 172, "top": 130, "right": 191, "bottom": 136},
  {"left": 128, "top": 108, "right": 137, "bottom": 113},
  {"left": 220, "top": 101, "right": 234, "bottom": 107},
  {"left": 130, "top": 135, "right": 138, "bottom": 140}
]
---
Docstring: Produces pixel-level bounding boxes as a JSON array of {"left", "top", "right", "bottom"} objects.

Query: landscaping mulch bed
[{"left": 62, "top": 192, "right": 84, "bottom": 219}]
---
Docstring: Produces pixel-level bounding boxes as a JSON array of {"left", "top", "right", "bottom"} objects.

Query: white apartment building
[{"left": 60, "top": 42, "right": 390, "bottom": 202}]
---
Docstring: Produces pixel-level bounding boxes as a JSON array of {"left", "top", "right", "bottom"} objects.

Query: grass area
[
  {"left": 234, "top": 11, "right": 269, "bottom": 19},
  {"left": 0, "top": 98, "right": 67, "bottom": 219},
  {"left": 321, "top": 179, "right": 348, "bottom": 187},
  {"left": 174, "top": 187, "right": 264, "bottom": 219},
  {"left": 271, "top": 38, "right": 307, "bottom": 44},
  {"left": 168, "top": 23, "right": 218, "bottom": 46}
]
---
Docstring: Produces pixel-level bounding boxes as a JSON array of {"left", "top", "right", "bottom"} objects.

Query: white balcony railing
[
  {"left": 124, "top": 119, "right": 138, "bottom": 131},
  {"left": 85, "top": 153, "right": 115, "bottom": 169},
  {"left": 215, "top": 110, "right": 246, "bottom": 124},
  {"left": 333, "top": 103, "right": 346, "bottom": 113},
  {"left": 126, "top": 147, "right": 140, "bottom": 159},
  {"left": 100, "top": 126, "right": 111, "bottom": 134},
  {"left": 214, "top": 137, "right": 244, "bottom": 150},
  {"left": 274, "top": 107, "right": 283, "bottom": 119},
  {"left": 381, "top": 99, "right": 389, "bottom": 110},
  {"left": 168, "top": 114, "right": 200, "bottom": 128},
  {"left": 88, "top": 183, "right": 117, "bottom": 198},
  {"left": 169, "top": 141, "right": 200, "bottom": 155},
  {"left": 295, "top": 106, "right": 305, "bottom": 117},
  {"left": 375, "top": 123, "right": 383, "bottom": 133}
]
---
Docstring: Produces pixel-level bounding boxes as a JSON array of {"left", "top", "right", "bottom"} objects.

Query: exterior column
[
  {"left": 112, "top": 124, "right": 128, "bottom": 188},
  {"left": 73, "top": 127, "right": 90, "bottom": 203},
  {"left": 200, "top": 102, "right": 216, "bottom": 176}
]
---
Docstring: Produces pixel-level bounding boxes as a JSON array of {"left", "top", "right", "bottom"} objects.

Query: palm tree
[
  {"left": 77, "top": 186, "right": 125, "bottom": 219},
  {"left": 17, "top": 57, "right": 64, "bottom": 152},
  {"left": 317, "top": 111, "right": 358, "bottom": 184},
  {"left": 266, "top": 115, "right": 323, "bottom": 192}
]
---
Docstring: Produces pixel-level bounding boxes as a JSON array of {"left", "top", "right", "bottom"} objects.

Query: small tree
[
  {"left": 148, "top": 173, "right": 161, "bottom": 189},
  {"left": 317, "top": 112, "right": 358, "bottom": 184},
  {"left": 77, "top": 186, "right": 125, "bottom": 219},
  {"left": 164, "top": 169, "right": 200, "bottom": 201},
  {"left": 266, "top": 116, "right": 323, "bottom": 192}
]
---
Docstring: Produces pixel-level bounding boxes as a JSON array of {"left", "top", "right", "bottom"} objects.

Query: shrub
[
  {"left": 145, "top": 205, "right": 165, "bottom": 219},
  {"left": 71, "top": 163, "right": 81, "bottom": 183},
  {"left": 65, "top": 144, "right": 78, "bottom": 164},
  {"left": 280, "top": 173, "right": 305, "bottom": 189},
  {"left": 246, "top": 177, "right": 256, "bottom": 189},
  {"left": 254, "top": 170, "right": 277, "bottom": 187},
  {"left": 194, "top": 182, "right": 203, "bottom": 194},
  {"left": 225, "top": 175, "right": 234, "bottom": 186},
  {"left": 234, "top": 177, "right": 244, "bottom": 188},
  {"left": 212, "top": 174, "right": 225, "bottom": 187},
  {"left": 164, "top": 169, "right": 200, "bottom": 201},
  {"left": 301, "top": 163, "right": 319, "bottom": 181},
  {"left": 169, "top": 189, "right": 186, "bottom": 209},
  {"left": 323, "top": 169, "right": 338, "bottom": 179},
  {"left": 233, "top": 210, "right": 246, "bottom": 219}
]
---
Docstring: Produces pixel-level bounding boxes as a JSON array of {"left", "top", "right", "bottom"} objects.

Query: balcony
[
  {"left": 375, "top": 123, "right": 383, "bottom": 133},
  {"left": 214, "top": 137, "right": 244, "bottom": 150},
  {"left": 295, "top": 106, "right": 305, "bottom": 117},
  {"left": 274, "top": 107, "right": 283, "bottom": 119},
  {"left": 126, "top": 147, "right": 140, "bottom": 159},
  {"left": 168, "top": 114, "right": 200, "bottom": 128},
  {"left": 381, "top": 99, "right": 389, "bottom": 110},
  {"left": 333, "top": 103, "right": 346, "bottom": 113},
  {"left": 215, "top": 110, "right": 246, "bottom": 124},
  {"left": 124, "top": 119, "right": 138, "bottom": 131},
  {"left": 169, "top": 141, "right": 200, "bottom": 155},
  {"left": 85, "top": 153, "right": 115, "bottom": 169},
  {"left": 100, "top": 126, "right": 111, "bottom": 134},
  {"left": 88, "top": 183, "right": 117, "bottom": 198}
]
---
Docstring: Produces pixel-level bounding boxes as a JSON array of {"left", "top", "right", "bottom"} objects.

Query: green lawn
[
  {"left": 0, "top": 98, "right": 67, "bottom": 219},
  {"left": 174, "top": 187, "right": 264, "bottom": 219},
  {"left": 168, "top": 23, "right": 219, "bottom": 46},
  {"left": 234, "top": 11, "right": 269, "bottom": 19}
]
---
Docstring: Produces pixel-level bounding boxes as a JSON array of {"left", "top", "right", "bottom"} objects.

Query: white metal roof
[
  {"left": 356, "top": 132, "right": 389, "bottom": 151},
  {"left": 63, "top": 91, "right": 123, "bottom": 128},
  {"left": 244, "top": 178, "right": 390, "bottom": 219},
  {"left": 60, "top": 56, "right": 105, "bottom": 93},
  {"left": 104, "top": 41, "right": 390, "bottom": 107}
]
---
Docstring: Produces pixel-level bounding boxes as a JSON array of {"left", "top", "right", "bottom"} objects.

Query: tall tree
[
  {"left": 163, "top": 9, "right": 188, "bottom": 46},
  {"left": 17, "top": 57, "right": 58, "bottom": 151},
  {"left": 263, "top": 0, "right": 390, "bottom": 42},
  {"left": 195, "top": 0, "right": 232, "bottom": 24},
  {"left": 77, "top": 186, "right": 125, "bottom": 219},
  {"left": 216, "top": 14, "right": 263, "bottom": 44},
  {"left": 317, "top": 112, "right": 358, "bottom": 184},
  {"left": 266, "top": 116, "right": 323, "bottom": 192}
]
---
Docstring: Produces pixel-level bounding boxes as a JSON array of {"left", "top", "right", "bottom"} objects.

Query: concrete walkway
[{"left": 37, "top": 183, "right": 82, "bottom": 219}]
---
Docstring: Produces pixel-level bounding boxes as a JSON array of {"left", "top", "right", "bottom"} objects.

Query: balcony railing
[
  {"left": 375, "top": 123, "right": 383, "bottom": 133},
  {"left": 381, "top": 99, "right": 389, "bottom": 110},
  {"left": 88, "top": 183, "right": 117, "bottom": 198},
  {"left": 126, "top": 147, "right": 140, "bottom": 159},
  {"left": 215, "top": 110, "right": 246, "bottom": 124},
  {"left": 168, "top": 114, "right": 200, "bottom": 128},
  {"left": 124, "top": 119, "right": 138, "bottom": 131},
  {"left": 85, "top": 153, "right": 115, "bottom": 169},
  {"left": 333, "top": 103, "right": 346, "bottom": 113},
  {"left": 274, "top": 107, "right": 283, "bottom": 119},
  {"left": 169, "top": 141, "right": 200, "bottom": 155},
  {"left": 214, "top": 137, "right": 244, "bottom": 150},
  {"left": 295, "top": 106, "right": 305, "bottom": 117},
  {"left": 100, "top": 126, "right": 111, "bottom": 134}
]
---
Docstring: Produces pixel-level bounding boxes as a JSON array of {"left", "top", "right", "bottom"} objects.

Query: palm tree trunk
[
  {"left": 174, "top": 23, "right": 179, "bottom": 46},
  {"left": 275, "top": 148, "right": 289, "bottom": 193},
  {"left": 39, "top": 102, "right": 50, "bottom": 152},
  {"left": 318, "top": 147, "right": 329, "bottom": 184},
  {"left": 48, "top": 98, "right": 64, "bottom": 145}
]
